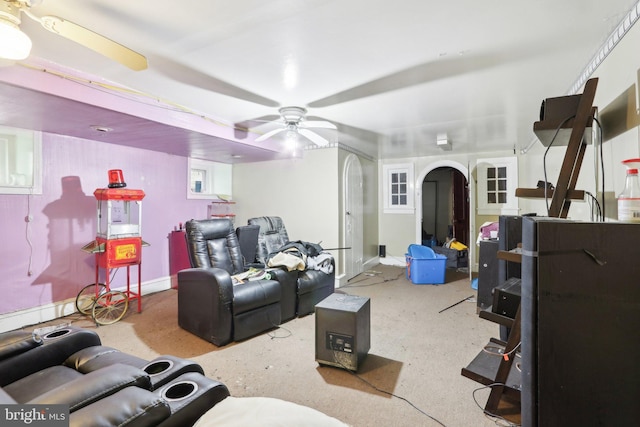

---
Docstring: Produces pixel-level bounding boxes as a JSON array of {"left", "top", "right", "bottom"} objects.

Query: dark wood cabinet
[{"left": 521, "top": 217, "right": 640, "bottom": 426}]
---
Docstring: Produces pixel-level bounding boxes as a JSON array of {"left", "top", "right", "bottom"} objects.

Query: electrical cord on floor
[
  {"left": 256, "top": 281, "right": 293, "bottom": 341},
  {"left": 343, "top": 270, "right": 404, "bottom": 288},
  {"left": 471, "top": 383, "right": 521, "bottom": 427},
  {"left": 267, "top": 324, "right": 292, "bottom": 340},
  {"left": 330, "top": 350, "right": 447, "bottom": 427}
]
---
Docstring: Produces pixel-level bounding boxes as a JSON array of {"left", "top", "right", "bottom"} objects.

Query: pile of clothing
[{"left": 266, "top": 240, "right": 334, "bottom": 274}]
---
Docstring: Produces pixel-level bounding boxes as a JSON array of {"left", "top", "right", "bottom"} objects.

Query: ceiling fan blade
[
  {"left": 255, "top": 127, "right": 286, "bottom": 142},
  {"left": 37, "top": 15, "right": 148, "bottom": 70},
  {"left": 152, "top": 56, "right": 280, "bottom": 106},
  {"left": 307, "top": 52, "right": 500, "bottom": 108},
  {"left": 237, "top": 115, "right": 281, "bottom": 130},
  {"left": 234, "top": 115, "right": 282, "bottom": 140},
  {"left": 308, "top": 116, "right": 382, "bottom": 141},
  {"left": 298, "top": 128, "right": 329, "bottom": 147},
  {"left": 300, "top": 120, "right": 337, "bottom": 130}
]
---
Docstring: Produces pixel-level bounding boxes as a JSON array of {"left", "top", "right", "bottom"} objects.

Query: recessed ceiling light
[
  {"left": 90, "top": 125, "right": 113, "bottom": 132},
  {"left": 231, "top": 154, "right": 243, "bottom": 159}
]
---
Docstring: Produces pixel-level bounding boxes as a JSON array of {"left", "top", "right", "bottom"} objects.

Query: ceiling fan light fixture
[{"left": 0, "top": 9, "right": 31, "bottom": 60}]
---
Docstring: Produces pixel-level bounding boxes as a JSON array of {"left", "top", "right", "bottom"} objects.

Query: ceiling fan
[
  {"left": 255, "top": 106, "right": 337, "bottom": 147},
  {"left": 0, "top": 0, "right": 147, "bottom": 70}
]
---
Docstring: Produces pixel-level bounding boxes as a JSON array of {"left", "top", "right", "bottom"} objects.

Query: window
[
  {"left": 187, "top": 158, "right": 232, "bottom": 200},
  {"left": 383, "top": 163, "right": 414, "bottom": 213},
  {"left": 486, "top": 166, "right": 508, "bottom": 204},
  {"left": 476, "top": 157, "right": 518, "bottom": 215},
  {"left": 0, "top": 126, "right": 42, "bottom": 195},
  {"left": 390, "top": 171, "right": 408, "bottom": 206}
]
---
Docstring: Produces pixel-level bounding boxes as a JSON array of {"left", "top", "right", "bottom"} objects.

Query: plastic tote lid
[{"left": 407, "top": 244, "right": 436, "bottom": 259}]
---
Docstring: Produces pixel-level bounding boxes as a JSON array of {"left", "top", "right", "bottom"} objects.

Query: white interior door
[{"left": 344, "top": 154, "right": 363, "bottom": 280}]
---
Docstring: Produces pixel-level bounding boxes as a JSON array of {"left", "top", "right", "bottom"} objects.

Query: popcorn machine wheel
[{"left": 76, "top": 170, "right": 148, "bottom": 326}]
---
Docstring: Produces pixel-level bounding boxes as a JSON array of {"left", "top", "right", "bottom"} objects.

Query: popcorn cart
[{"left": 77, "top": 170, "right": 148, "bottom": 325}]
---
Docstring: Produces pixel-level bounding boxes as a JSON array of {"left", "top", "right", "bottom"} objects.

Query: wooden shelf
[
  {"left": 515, "top": 188, "right": 584, "bottom": 200},
  {"left": 497, "top": 248, "right": 522, "bottom": 264},
  {"left": 479, "top": 307, "right": 515, "bottom": 328},
  {"left": 516, "top": 78, "right": 598, "bottom": 218},
  {"left": 533, "top": 110, "right": 595, "bottom": 147},
  {"left": 461, "top": 338, "right": 522, "bottom": 399}
]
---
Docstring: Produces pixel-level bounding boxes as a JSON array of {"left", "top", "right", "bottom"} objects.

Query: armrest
[
  {"left": 177, "top": 268, "right": 234, "bottom": 346},
  {"left": 70, "top": 386, "right": 171, "bottom": 427},
  {"left": 177, "top": 268, "right": 233, "bottom": 303},
  {"left": 30, "top": 363, "right": 152, "bottom": 412},
  {"left": 0, "top": 331, "right": 42, "bottom": 361},
  {"left": 0, "top": 327, "right": 101, "bottom": 387}
]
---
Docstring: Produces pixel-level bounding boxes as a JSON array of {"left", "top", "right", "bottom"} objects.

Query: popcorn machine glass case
[
  {"left": 94, "top": 188, "right": 145, "bottom": 267},
  {"left": 79, "top": 186, "right": 147, "bottom": 325}
]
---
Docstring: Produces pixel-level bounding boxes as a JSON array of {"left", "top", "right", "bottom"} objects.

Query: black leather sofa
[
  {"left": 247, "top": 216, "right": 335, "bottom": 316},
  {"left": 0, "top": 326, "right": 229, "bottom": 427}
]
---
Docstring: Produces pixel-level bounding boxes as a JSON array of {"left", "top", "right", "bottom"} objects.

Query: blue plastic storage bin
[{"left": 405, "top": 244, "right": 447, "bottom": 285}]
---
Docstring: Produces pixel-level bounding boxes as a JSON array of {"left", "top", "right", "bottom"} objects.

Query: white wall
[
  {"left": 233, "top": 147, "right": 341, "bottom": 265},
  {"left": 233, "top": 146, "right": 378, "bottom": 280}
]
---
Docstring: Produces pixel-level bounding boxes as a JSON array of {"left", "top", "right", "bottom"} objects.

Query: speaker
[
  {"left": 379, "top": 245, "right": 386, "bottom": 257},
  {"left": 315, "top": 293, "right": 370, "bottom": 371},
  {"left": 477, "top": 239, "right": 499, "bottom": 312}
]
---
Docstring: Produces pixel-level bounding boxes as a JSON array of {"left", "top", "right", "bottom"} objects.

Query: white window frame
[
  {"left": 383, "top": 163, "right": 414, "bottom": 214},
  {"left": 0, "top": 127, "right": 42, "bottom": 195},
  {"left": 476, "top": 157, "right": 519, "bottom": 215},
  {"left": 187, "top": 158, "right": 232, "bottom": 200}
]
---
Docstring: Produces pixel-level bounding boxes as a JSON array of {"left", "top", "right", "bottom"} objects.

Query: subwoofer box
[{"left": 315, "top": 293, "right": 370, "bottom": 372}]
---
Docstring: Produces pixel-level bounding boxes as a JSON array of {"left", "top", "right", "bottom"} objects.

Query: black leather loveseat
[{"left": 0, "top": 326, "right": 229, "bottom": 427}]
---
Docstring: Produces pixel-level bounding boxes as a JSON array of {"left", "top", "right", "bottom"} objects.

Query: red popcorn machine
[{"left": 78, "top": 170, "right": 148, "bottom": 325}]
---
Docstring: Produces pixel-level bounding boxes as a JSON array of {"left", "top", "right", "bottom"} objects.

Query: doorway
[
  {"left": 343, "top": 154, "right": 363, "bottom": 281},
  {"left": 419, "top": 165, "right": 470, "bottom": 248}
]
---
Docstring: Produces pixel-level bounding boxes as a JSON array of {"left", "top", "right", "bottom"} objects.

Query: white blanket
[{"left": 194, "top": 396, "right": 350, "bottom": 427}]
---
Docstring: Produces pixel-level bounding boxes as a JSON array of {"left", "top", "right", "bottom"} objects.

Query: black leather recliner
[
  {"left": 0, "top": 326, "right": 230, "bottom": 427},
  {"left": 247, "top": 216, "right": 335, "bottom": 316},
  {"left": 178, "top": 218, "right": 283, "bottom": 346}
]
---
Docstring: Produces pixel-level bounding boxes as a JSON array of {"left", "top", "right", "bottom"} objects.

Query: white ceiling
[{"left": 1, "top": 0, "right": 638, "bottom": 161}]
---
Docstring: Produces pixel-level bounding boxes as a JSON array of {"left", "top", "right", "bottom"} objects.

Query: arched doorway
[
  {"left": 343, "top": 154, "right": 363, "bottom": 280},
  {"left": 421, "top": 168, "right": 469, "bottom": 246},
  {"left": 415, "top": 160, "right": 473, "bottom": 270}
]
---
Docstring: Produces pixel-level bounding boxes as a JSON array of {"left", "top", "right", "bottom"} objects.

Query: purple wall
[{"left": 0, "top": 133, "right": 210, "bottom": 314}]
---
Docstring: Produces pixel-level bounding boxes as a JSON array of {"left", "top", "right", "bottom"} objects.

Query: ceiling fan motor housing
[
  {"left": 279, "top": 106, "right": 307, "bottom": 124},
  {"left": 0, "top": 1, "right": 22, "bottom": 25}
]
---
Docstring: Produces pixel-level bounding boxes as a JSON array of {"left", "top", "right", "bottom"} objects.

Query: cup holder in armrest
[
  {"left": 42, "top": 328, "right": 72, "bottom": 340},
  {"left": 141, "top": 355, "right": 204, "bottom": 390},
  {"left": 155, "top": 372, "right": 230, "bottom": 425},
  {"left": 161, "top": 380, "right": 198, "bottom": 401},
  {"left": 143, "top": 359, "right": 175, "bottom": 376}
]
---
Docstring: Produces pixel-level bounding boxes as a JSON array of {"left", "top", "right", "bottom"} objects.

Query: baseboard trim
[
  {"left": 0, "top": 276, "right": 172, "bottom": 333},
  {"left": 378, "top": 256, "right": 406, "bottom": 267}
]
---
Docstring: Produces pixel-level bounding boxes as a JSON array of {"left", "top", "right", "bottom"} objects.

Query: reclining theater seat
[
  {"left": 0, "top": 326, "right": 230, "bottom": 427},
  {"left": 247, "top": 216, "right": 336, "bottom": 316},
  {"left": 235, "top": 224, "right": 298, "bottom": 322},
  {"left": 178, "top": 218, "right": 282, "bottom": 346}
]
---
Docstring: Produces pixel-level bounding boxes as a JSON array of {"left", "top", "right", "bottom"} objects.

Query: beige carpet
[{"left": 26, "top": 265, "right": 506, "bottom": 427}]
